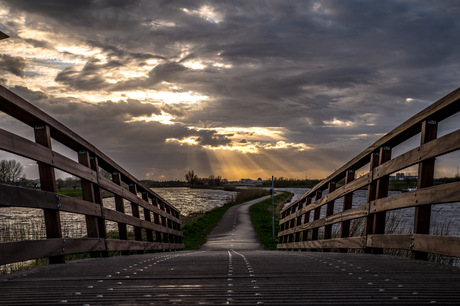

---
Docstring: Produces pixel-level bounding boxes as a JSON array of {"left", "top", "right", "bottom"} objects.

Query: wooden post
[
  {"left": 311, "top": 190, "right": 322, "bottom": 245},
  {"left": 129, "top": 184, "right": 144, "bottom": 253},
  {"left": 112, "top": 172, "right": 129, "bottom": 255},
  {"left": 160, "top": 202, "right": 169, "bottom": 244},
  {"left": 367, "top": 146, "right": 391, "bottom": 254},
  {"left": 324, "top": 182, "right": 336, "bottom": 243},
  {"left": 78, "top": 150, "right": 102, "bottom": 258},
  {"left": 288, "top": 205, "right": 296, "bottom": 243},
  {"left": 365, "top": 151, "right": 380, "bottom": 253},
  {"left": 295, "top": 202, "right": 303, "bottom": 242},
  {"left": 302, "top": 197, "right": 312, "bottom": 243},
  {"left": 340, "top": 169, "right": 355, "bottom": 252},
  {"left": 34, "top": 124, "right": 65, "bottom": 264},
  {"left": 412, "top": 119, "right": 437, "bottom": 260},
  {"left": 90, "top": 156, "right": 108, "bottom": 257},
  {"left": 142, "top": 193, "right": 154, "bottom": 243},
  {"left": 152, "top": 198, "right": 162, "bottom": 243}
]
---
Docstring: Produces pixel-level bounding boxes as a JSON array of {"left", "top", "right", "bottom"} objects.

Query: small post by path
[{"left": 272, "top": 175, "right": 275, "bottom": 239}]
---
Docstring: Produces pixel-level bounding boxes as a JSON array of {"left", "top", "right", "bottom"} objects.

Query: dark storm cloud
[
  {"left": 0, "top": 54, "right": 26, "bottom": 77},
  {"left": 54, "top": 59, "right": 117, "bottom": 90},
  {"left": 2, "top": 0, "right": 460, "bottom": 179}
]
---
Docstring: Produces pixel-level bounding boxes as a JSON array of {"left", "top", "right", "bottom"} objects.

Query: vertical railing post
[
  {"left": 324, "top": 182, "right": 336, "bottom": 246},
  {"left": 128, "top": 184, "right": 144, "bottom": 254},
  {"left": 288, "top": 205, "right": 296, "bottom": 243},
  {"left": 142, "top": 192, "right": 154, "bottom": 244},
  {"left": 302, "top": 197, "right": 312, "bottom": 243},
  {"left": 152, "top": 198, "right": 162, "bottom": 243},
  {"left": 340, "top": 169, "right": 355, "bottom": 252},
  {"left": 160, "top": 201, "right": 169, "bottom": 244},
  {"left": 412, "top": 119, "right": 437, "bottom": 260},
  {"left": 78, "top": 150, "right": 102, "bottom": 258},
  {"left": 34, "top": 124, "right": 65, "bottom": 264},
  {"left": 365, "top": 151, "right": 380, "bottom": 253},
  {"left": 366, "top": 146, "right": 391, "bottom": 254},
  {"left": 311, "top": 190, "right": 323, "bottom": 249},
  {"left": 295, "top": 202, "right": 304, "bottom": 242},
  {"left": 112, "top": 171, "right": 129, "bottom": 255}
]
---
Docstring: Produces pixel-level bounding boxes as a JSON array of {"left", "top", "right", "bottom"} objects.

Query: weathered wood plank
[
  {"left": 369, "top": 181, "right": 460, "bottom": 213},
  {"left": 374, "top": 129, "right": 460, "bottom": 179},
  {"left": 0, "top": 238, "right": 104, "bottom": 265},
  {"left": 277, "top": 237, "right": 365, "bottom": 250},
  {"left": 0, "top": 128, "right": 96, "bottom": 182}
]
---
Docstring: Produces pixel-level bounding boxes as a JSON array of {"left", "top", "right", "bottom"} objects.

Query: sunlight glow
[
  {"left": 182, "top": 5, "right": 223, "bottom": 23},
  {"left": 127, "top": 112, "right": 175, "bottom": 125},
  {"left": 323, "top": 118, "right": 355, "bottom": 127}
]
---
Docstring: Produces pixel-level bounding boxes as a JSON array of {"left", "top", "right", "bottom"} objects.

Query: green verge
[
  {"left": 249, "top": 192, "right": 293, "bottom": 250},
  {"left": 181, "top": 195, "right": 267, "bottom": 250}
]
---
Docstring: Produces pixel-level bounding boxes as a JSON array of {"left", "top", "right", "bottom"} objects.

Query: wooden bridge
[{"left": 1, "top": 85, "right": 460, "bottom": 304}]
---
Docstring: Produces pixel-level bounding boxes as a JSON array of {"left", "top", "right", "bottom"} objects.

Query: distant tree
[
  {"left": 64, "top": 176, "right": 80, "bottom": 190},
  {"left": 0, "top": 159, "right": 25, "bottom": 185},
  {"left": 185, "top": 170, "right": 198, "bottom": 186},
  {"left": 208, "top": 174, "right": 223, "bottom": 186},
  {"left": 56, "top": 178, "right": 64, "bottom": 191}
]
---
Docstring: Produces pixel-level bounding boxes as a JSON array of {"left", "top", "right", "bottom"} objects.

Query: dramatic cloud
[{"left": 1, "top": 0, "right": 460, "bottom": 180}]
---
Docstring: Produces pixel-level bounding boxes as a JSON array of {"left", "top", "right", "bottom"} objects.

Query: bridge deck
[{"left": 2, "top": 197, "right": 460, "bottom": 305}]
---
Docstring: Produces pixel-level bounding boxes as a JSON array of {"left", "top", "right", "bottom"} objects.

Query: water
[{"left": 152, "top": 187, "right": 237, "bottom": 216}]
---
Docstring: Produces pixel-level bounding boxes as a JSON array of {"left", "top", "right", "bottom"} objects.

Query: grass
[{"left": 249, "top": 192, "right": 293, "bottom": 250}]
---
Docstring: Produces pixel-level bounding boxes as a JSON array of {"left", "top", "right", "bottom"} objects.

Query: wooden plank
[
  {"left": 0, "top": 183, "right": 102, "bottom": 217},
  {"left": 104, "top": 239, "right": 183, "bottom": 252},
  {"left": 374, "top": 128, "right": 460, "bottom": 179},
  {"left": 279, "top": 218, "right": 325, "bottom": 237},
  {"left": 367, "top": 234, "right": 411, "bottom": 250},
  {"left": 277, "top": 237, "right": 365, "bottom": 250},
  {"left": 412, "top": 234, "right": 460, "bottom": 258},
  {"left": 367, "top": 234, "right": 460, "bottom": 258},
  {"left": 325, "top": 203, "right": 368, "bottom": 225},
  {"left": 0, "top": 238, "right": 103, "bottom": 265},
  {"left": 321, "top": 237, "right": 366, "bottom": 249},
  {"left": 370, "top": 181, "right": 460, "bottom": 213},
  {"left": 0, "top": 128, "right": 96, "bottom": 182}
]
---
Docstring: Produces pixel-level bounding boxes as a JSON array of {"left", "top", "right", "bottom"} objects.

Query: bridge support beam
[
  {"left": 340, "top": 169, "right": 355, "bottom": 252},
  {"left": 366, "top": 146, "right": 391, "bottom": 254},
  {"left": 412, "top": 119, "right": 437, "bottom": 260},
  {"left": 34, "top": 124, "right": 65, "bottom": 264}
]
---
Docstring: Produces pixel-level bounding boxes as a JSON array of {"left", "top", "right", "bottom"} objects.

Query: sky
[{"left": 1, "top": 0, "right": 460, "bottom": 181}]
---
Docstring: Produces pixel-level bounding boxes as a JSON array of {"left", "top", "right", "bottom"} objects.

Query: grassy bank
[{"left": 249, "top": 192, "right": 293, "bottom": 250}]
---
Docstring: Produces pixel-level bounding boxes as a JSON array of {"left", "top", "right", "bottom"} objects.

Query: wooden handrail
[
  {"left": 278, "top": 87, "right": 460, "bottom": 260},
  {"left": 0, "top": 85, "right": 184, "bottom": 266}
]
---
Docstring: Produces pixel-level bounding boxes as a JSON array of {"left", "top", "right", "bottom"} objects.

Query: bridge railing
[
  {"left": 0, "top": 85, "right": 183, "bottom": 266},
  {"left": 278, "top": 87, "right": 460, "bottom": 260}
]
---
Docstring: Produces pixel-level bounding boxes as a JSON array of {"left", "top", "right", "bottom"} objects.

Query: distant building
[{"left": 389, "top": 173, "right": 418, "bottom": 181}]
